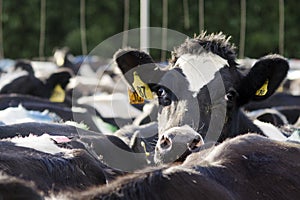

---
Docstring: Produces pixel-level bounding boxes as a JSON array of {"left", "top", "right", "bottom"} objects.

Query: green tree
[{"left": 1, "top": 0, "right": 300, "bottom": 59}]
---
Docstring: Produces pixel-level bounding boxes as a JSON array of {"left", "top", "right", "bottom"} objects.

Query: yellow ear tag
[
  {"left": 255, "top": 80, "right": 269, "bottom": 96},
  {"left": 132, "top": 71, "right": 153, "bottom": 100},
  {"left": 128, "top": 88, "right": 145, "bottom": 104},
  {"left": 50, "top": 84, "right": 66, "bottom": 102}
]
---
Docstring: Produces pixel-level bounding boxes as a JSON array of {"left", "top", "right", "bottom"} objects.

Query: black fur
[
  {"left": 65, "top": 134, "right": 300, "bottom": 200},
  {"left": 237, "top": 54, "right": 289, "bottom": 105},
  {"left": 0, "top": 173, "right": 43, "bottom": 200},
  {"left": 0, "top": 142, "right": 108, "bottom": 194}
]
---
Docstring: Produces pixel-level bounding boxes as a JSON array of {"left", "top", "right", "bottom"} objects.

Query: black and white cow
[
  {"left": 0, "top": 60, "right": 73, "bottom": 107},
  {"left": 0, "top": 93, "right": 123, "bottom": 132},
  {"left": 114, "top": 32, "right": 289, "bottom": 163},
  {"left": 0, "top": 120, "right": 154, "bottom": 195},
  {"left": 245, "top": 105, "right": 300, "bottom": 127},
  {"left": 244, "top": 92, "right": 300, "bottom": 125},
  {"left": 0, "top": 138, "right": 111, "bottom": 195},
  {"left": 64, "top": 134, "right": 300, "bottom": 200},
  {"left": 0, "top": 122, "right": 149, "bottom": 171},
  {"left": 53, "top": 47, "right": 81, "bottom": 74}
]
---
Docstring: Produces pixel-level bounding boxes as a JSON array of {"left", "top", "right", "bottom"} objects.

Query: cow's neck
[
  {"left": 235, "top": 109, "right": 263, "bottom": 134},
  {"left": 219, "top": 109, "right": 263, "bottom": 142}
]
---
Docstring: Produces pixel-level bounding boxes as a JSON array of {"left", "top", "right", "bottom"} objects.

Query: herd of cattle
[{"left": 0, "top": 32, "right": 299, "bottom": 199}]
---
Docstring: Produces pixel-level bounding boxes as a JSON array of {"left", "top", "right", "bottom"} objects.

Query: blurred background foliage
[{"left": 1, "top": 0, "right": 299, "bottom": 60}]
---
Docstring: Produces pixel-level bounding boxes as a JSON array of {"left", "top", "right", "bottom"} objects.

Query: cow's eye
[
  {"left": 157, "top": 87, "right": 172, "bottom": 106},
  {"left": 157, "top": 88, "right": 167, "bottom": 97},
  {"left": 225, "top": 88, "right": 238, "bottom": 102}
]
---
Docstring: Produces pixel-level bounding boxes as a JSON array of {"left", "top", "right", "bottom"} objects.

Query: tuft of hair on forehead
[{"left": 170, "top": 32, "right": 237, "bottom": 67}]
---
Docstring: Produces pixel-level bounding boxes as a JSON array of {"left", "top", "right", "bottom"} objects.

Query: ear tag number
[
  {"left": 128, "top": 89, "right": 145, "bottom": 104},
  {"left": 50, "top": 84, "right": 65, "bottom": 102},
  {"left": 132, "top": 71, "right": 153, "bottom": 100},
  {"left": 255, "top": 79, "right": 269, "bottom": 96}
]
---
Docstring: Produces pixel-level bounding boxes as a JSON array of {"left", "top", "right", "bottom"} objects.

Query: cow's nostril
[
  {"left": 160, "top": 136, "right": 172, "bottom": 149},
  {"left": 188, "top": 134, "right": 204, "bottom": 151},
  {"left": 194, "top": 134, "right": 201, "bottom": 143}
]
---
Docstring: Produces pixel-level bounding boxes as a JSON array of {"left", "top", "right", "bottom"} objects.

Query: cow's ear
[
  {"left": 237, "top": 54, "right": 289, "bottom": 106},
  {"left": 114, "top": 49, "right": 165, "bottom": 93},
  {"left": 114, "top": 49, "right": 155, "bottom": 76}
]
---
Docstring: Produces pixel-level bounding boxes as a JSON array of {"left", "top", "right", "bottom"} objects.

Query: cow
[
  {"left": 114, "top": 32, "right": 289, "bottom": 163},
  {"left": 0, "top": 136, "right": 112, "bottom": 195},
  {"left": 0, "top": 122, "right": 148, "bottom": 171},
  {"left": 245, "top": 106, "right": 300, "bottom": 127},
  {"left": 0, "top": 118, "right": 155, "bottom": 194},
  {"left": 244, "top": 92, "right": 300, "bottom": 125},
  {"left": 53, "top": 47, "right": 81, "bottom": 74},
  {"left": 0, "top": 60, "right": 44, "bottom": 95},
  {"left": 0, "top": 60, "right": 73, "bottom": 103},
  {"left": 0, "top": 93, "right": 121, "bottom": 132},
  {"left": 63, "top": 134, "right": 300, "bottom": 200}
]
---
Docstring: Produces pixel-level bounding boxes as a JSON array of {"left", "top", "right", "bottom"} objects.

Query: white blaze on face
[{"left": 174, "top": 52, "right": 228, "bottom": 97}]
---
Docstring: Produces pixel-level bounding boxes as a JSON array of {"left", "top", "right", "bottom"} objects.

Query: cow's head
[{"left": 114, "top": 32, "right": 289, "bottom": 146}]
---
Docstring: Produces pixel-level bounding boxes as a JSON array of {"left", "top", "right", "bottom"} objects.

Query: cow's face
[{"left": 155, "top": 52, "right": 239, "bottom": 140}]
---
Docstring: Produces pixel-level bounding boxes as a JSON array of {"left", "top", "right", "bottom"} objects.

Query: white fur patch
[
  {"left": 6, "top": 134, "right": 72, "bottom": 155},
  {"left": 163, "top": 165, "right": 200, "bottom": 176},
  {"left": 160, "top": 125, "right": 204, "bottom": 144},
  {"left": 0, "top": 104, "right": 61, "bottom": 125},
  {"left": 0, "top": 69, "right": 28, "bottom": 89},
  {"left": 253, "top": 120, "right": 287, "bottom": 141},
  {"left": 175, "top": 53, "right": 228, "bottom": 96}
]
